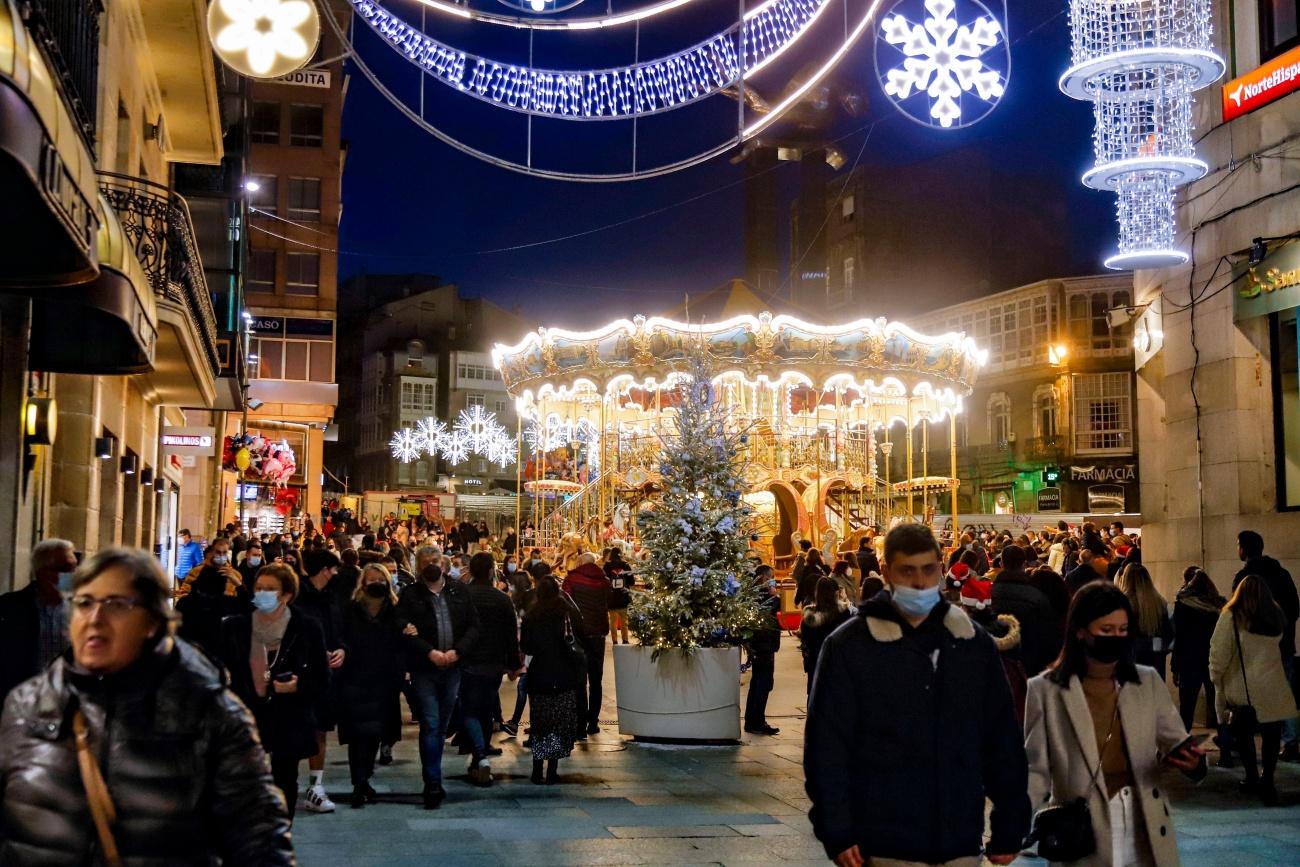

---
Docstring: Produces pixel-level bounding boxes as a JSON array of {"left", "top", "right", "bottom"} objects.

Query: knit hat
[{"left": 960, "top": 576, "right": 993, "bottom": 609}]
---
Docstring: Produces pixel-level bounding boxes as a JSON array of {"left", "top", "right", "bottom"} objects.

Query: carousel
[{"left": 493, "top": 310, "right": 984, "bottom": 569}]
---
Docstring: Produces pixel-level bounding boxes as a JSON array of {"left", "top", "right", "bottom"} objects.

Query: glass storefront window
[{"left": 1274, "top": 309, "right": 1300, "bottom": 509}]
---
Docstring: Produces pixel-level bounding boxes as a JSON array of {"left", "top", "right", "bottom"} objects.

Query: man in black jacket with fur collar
[{"left": 804, "top": 524, "right": 1030, "bottom": 867}]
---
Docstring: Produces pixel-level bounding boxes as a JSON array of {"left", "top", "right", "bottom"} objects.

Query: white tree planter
[{"left": 613, "top": 644, "right": 741, "bottom": 741}]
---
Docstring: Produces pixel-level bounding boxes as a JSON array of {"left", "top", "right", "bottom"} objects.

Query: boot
[
  {"left": 546, "top": 759, "right": 559, "bottom": 785},
  {"left": 531, "top": 759, "right": 545, "bottom": 785}
]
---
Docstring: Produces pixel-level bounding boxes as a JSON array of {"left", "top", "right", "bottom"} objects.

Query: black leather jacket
[{"left": 0, "top": 638, "right": 294, "bottom": 866}]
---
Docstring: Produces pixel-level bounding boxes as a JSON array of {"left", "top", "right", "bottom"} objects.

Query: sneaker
[
  {"left": 485, "top": 746, "right": 503, "bottom": 757},
  {"left": 304, "top": 784, "right": 336, "bottom": 813},
  {"left": 378, "top": 744, "right": 393, "bottom": 766},
  {"left": 501, "top": 721, "right": 519, "bottom": 738},
  {"left": 468, "top": 762, "right": 493, "bottom": 788}
]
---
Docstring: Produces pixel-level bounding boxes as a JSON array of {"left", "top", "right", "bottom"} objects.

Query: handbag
[
  {"left": 73, "top": 709, "right": 123, "bottom": 867},
  {"left": 1226, "top": 617, "right": 1258, "bottom": 728},
  {"left": 1027, "top": 684, "right": 1119, "bottom": 862},
  {"left": 562, "top": 613, "right": 587, "bottom": 685}
]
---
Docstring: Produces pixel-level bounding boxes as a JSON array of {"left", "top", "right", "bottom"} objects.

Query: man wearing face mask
[
  {"left": 744, "top": 564, "right": 783, "bottom": 736},
  {"left": 238, "top": 541, "right": 266, "bottom": 592},
  {"left": 0, "top": 539, "right": 77, "bottom": 702},
  {"left": 175, "top": 539, "right": 244, "bottom": 600},
  {"left": 804, "top": 524, "right": 1030, "bottom": 867}
]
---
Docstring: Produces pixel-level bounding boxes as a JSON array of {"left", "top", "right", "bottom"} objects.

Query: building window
[
  {"left": 248, "top": 175, "right": 277, "bottom": 215},
  {"left": 1260, "top": 0, "right": 1300, "bottom": 62},
  {"left": 285, "top": 253, "right": 319, "bottom": 295},
  {"left": 286, "top": 177, "right": 321, "bottom": 221},
  {"left": 401, "top": 381, "right": 436, "bottom": 412},
  {"left": 843, "top": 256, "right": 855, "bottom": 291},
  {"left": 494, "top": 399, "right": 507, "bottom": 414},
  {"left": 250, "top": 101, "right": 280, "bottom": 144},
  {"left": 1034, "top": 384, "right": 1060, "bottom": 440},
  {"left": 954, "top": 413, "right": 968, "bottom": 449},
  {"left": 250, "top": 335, "right": 333, "bottom": 382},
  {"left": 1067, "top": 289, "right": 1132, "bottom": 352},
  {"left": 457, "top": 363, "right": 500, "bottom": 381},
  {"left": 1073, "top": 372, "right": 1133, "bottom": 455},
  {"left": 1273, "top": 310, "right": 1300, "bottom": 509},
  {"left": 289, "top": 104, "right": 323, "bottom": 146},
  {"left": 310, "top": 342, "right": 333, "bottom": 382},
  {"left": 415, "top": 460, "right": 430, "bottom": 486},
  {"left": 842, "top": 194, "right": 855, "bottom": 221},
  {"left": 247, "top": 249, "right": 276, "bottom": 292},
  {"left": 988, "top": 392, "right": 1012, "bottom": 445},
  {"left": 398, "top": 461, "right": 411, "bottom": 485},
  {"left": 466, "top": 393, "right": 485, "bottom": 407}
]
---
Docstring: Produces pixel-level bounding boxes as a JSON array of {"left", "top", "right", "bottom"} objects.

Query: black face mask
[
  {"left": 364, "top": 582, "right": 389, "bottom": 599},
  {"left": 1085, "top": 634, "right": 1131, "bottom": 664}
]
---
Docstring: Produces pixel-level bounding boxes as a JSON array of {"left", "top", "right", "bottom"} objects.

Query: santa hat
[{"left": 960, "top": 577, "right": 993, "bottom": 610}]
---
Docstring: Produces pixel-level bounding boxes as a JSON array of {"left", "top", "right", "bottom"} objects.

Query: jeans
[
  {"left": 460, "top": 671, "right": 503, "bottom": 760},
  {"left": 1109, "top": 785, "right": 1155, "bottom": 867},
  {"left": 347, "top": 737, "right": 380, "bottom": 789},
  {"left": 510, "top": 672, "right": 528, "bottom": 726},
  {"left": 270, "top": 751, "right": 300, "bottom": 819},
  {"left": 1177, "top": 666, "right": 1220, "bottom": 731},
  {"left": 579, "top": 633, "right": 606, "bottom": 728},
  {"left": 745, "top": 651, "right": 775, "bottom": 727},
  {"left": 410, "top": 666, "right": 461, "bottom": 786},
  {"left": 1282, "top": 656, "right": 1299, "bottom": 745}
]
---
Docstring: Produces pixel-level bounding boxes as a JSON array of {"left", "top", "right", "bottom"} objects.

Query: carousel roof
[{"left": 492, "top": 310, "right": 985, "bottom": 401}]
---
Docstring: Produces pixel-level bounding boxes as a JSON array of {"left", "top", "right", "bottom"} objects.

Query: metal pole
[
  {"left": 922, "top": 414, "right": 929, "bottom": 528},
  {"left": 514, "top": 412, "right": 522, "bottom": 545},
  {"left": 906, "top": 403, "right": 914, "bottom": 519},
  {"left": 950, "top": 411, "right": 959, "bottom": 546}
]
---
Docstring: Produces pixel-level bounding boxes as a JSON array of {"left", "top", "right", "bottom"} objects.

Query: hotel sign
[
  {"left": 1233, "top": 243, "right": 1300, "bottom": 321},
  {"left": 1221, "top": 44, "right": 1300, "bottom": 123}
]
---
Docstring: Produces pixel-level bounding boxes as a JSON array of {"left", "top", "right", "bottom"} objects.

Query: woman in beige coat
[
  {"left": 1025, "top": 582, "right": 1206, "bottom": 867},
  {"left": 1208, "top": 573, "right": 1297, "bottom": 806}
]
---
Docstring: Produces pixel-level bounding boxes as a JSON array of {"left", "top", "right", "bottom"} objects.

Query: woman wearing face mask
[
  {"left": 799, "top": 576, "right": 853, "bottom": 694},
  {"left": 220, "top": 563, "right": 329, "bottom": 820},
  {"left": 1025, "top": 582, "right": 1205, "bottom": 867},
  {"left": 337, "top": 564, "right": 404, "bottom": 809}
]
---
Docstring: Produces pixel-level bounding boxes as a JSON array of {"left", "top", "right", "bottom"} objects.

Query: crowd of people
[{"left": 0, "top": 511, "right": 1297, "bottom": 865}]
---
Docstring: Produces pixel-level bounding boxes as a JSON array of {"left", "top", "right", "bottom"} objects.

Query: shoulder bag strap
[
  {"left": 1072, "top": 680, "right": 1120, "bottom": 804},
  {"left": 73, "top": 709, "right": 123, "bottom": 867},
  {"left": 1232, "top": 617, "right": 1253, "bottom": 707}
]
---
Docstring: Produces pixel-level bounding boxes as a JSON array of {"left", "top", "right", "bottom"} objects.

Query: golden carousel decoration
[{"left": 493, "top": 311, "right": 985, "bottom": 568}]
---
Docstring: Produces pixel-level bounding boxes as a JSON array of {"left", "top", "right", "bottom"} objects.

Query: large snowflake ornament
[
  {"left": 439, "top": 430, "right": 471, "bottom": 465},
  {"left": 415, "top": 416, "right": 448, "bottom": 455},
  {"left": 454, "top": 405, "right": 502, "bottom": 452},
  {"left": 389, "top": 428, "right": 423, "bottom": 463},
  {"left": 877, "top": 0, "right": 1008, "bottom": 129}
]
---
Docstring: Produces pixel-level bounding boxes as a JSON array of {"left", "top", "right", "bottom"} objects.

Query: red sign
[{"left": 1221, "top": 45, "right": 1300, "bottom": 122}]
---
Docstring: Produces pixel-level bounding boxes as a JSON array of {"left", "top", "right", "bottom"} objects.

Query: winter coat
[
  {"left": 0, "top": 639, "right": 294, "bottom": 866},
  {"left": 855, "top": 547, "right": 880, "bottom": 580},
  {"left": 1233, "top": 555, "right": 1299, "bottom": 658},
  {"left": 749, "top": 593, "right": 782, "bottom": 655},
  {"left": 1025, "top": 667, "right": 1204, "bottom": 867},
  {"left": 174, "top": 539, "right": 205, "bottom": 579},
  {"left": 221, "top": 609, "right": 329, "bottom": 760},
  {"left": 605, "top": 559, "right": 634, "bottom": 609},
  {"left": 975, "top": 611, "right": 1027, "bottom": 727},
  {"left": 337, "top": 599, "right": 404, "bottom": 745},
  {"left": 1046, "top": 543, "right": 1067, "bottom": 574},
  {"left": 175, "top": 589, "right": 252, "bottom": 660},
  {"left": 295, "top": 577, "right": 348, "bottom": 653},
  {"left": 1064, "top": 562, "right": 1104, "bottom": 597},
  {"left": 0, "top": 584, "right": 47, "bottom": 702},
  {"left": 804, "top": 597, "right": 1030, "bottom": 863},
  {"left": 1081, "top": 530, "right": 1108, "bottom": 559},
  {"left": 521, "top": 602, "right": 583, "bottom": 695},
  {"left": 1208, "top": 610, "right": 1298, "bottom": 724},
  {"left": 799, "top": 602, "right": 853, "bottom": 675},
  {"left": 1170, "top": 593, "right": 1222, "bottom": 680},
  {"left": 464, "top": 583, "right": 523, "bottom": 676},
  {"left": 1132, "top": 603, "right": 1174, "bottom": 671},
  {"left": 175, "top": 562, "right": 243, "bottom": 600},
  {"left": 992, "top": 572, "right": 1063, "bottom": 677},
  {"left": 396, "top": 579, "right": 481, "bottom": 672},
  {"left": 562, "top": 563, "right": 612, "bottom": 637}
]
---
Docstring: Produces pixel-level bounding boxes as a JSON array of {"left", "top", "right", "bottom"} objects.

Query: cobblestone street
[{"left": 291, "top": 644, "right": 1300, "bottom": 866}]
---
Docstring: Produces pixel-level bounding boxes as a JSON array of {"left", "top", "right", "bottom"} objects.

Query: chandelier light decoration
[
  {"left": 874, "top": 0, "right": 1009, "bottom": 129},
  {"left": 1060, "top": 0, "right": 1224, "bottom": 270},
  {"left": 390, "top": 407, "right": 517, "bottom": 469},
  {"left": 208, "top": 0, "right": 321, "bottom": 78}
]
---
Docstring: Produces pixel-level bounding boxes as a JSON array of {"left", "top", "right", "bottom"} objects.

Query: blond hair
[
  {"left": 354, "top": 563, "right": 398, "bottom": 605},
  {"left": 1115, "top": 563, "right": 1165, "bottom": 637}
]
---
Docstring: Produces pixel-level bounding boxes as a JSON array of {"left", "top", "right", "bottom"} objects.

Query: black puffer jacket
[
  {"left": 0, "top": 638, "right": 294, "bottom": 866},
  {"left": 991, "top": 572, "right": 1062, "bottom": 677},
  {"left": 464, "top": 583, "right": 523, "bottom": 676}
]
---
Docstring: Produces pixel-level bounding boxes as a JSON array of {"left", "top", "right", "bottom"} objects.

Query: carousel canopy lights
[
  {"left": 349, "top": 0, "right": 833, "bottom": 120},
  {"left": 1060, "top": 0, "right": 1224, "bottom": 271},
  {"left": 875, "top": 0, "right": 1009, "bottom": 129},
  {"left": 208, "top": 0, "right": 321, "bottom": 79},
  {"left": 389, "top": 407, "right": 516, "bottom": 468}
]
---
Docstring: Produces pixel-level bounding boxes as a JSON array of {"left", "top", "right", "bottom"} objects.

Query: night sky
[{"left": 338, "top": 0, "right": 1114, "bottom": 329}]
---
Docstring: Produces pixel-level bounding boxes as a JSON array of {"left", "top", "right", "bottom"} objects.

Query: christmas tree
[{"left": 629, "top": 355, "right": 766, "bottom": 655}]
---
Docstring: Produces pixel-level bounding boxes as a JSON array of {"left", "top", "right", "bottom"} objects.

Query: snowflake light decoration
[
  {"left": 415, "top": 416, "right": 448, "bottom": 452},
  {"left": 439, "top": 430, "right": 471, "bottom": 466},
  {"left": 389, "top": 428, "right": 423, "bottom": 463},
  {"left": 455, "top": 406, "right": 500, "bottom": 452},
  {"left": 875, "top": 0, "right": 1009, "bottom": 129}
]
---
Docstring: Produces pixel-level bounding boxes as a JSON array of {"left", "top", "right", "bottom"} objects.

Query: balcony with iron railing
[
  {"left": 19, "top": 0, "right": 101, "bottom": 153},
  {"left": 97, "top": 171, "right": 221, "bottom": 395}
]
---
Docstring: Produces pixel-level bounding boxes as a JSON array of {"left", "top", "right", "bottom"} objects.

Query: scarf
[{"left": 250, "top": 607, "right": 291, "bottom": 697}]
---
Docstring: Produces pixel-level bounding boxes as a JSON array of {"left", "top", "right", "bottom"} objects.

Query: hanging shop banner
[
  {"left": 1221, "top": 44, "right": 1300, "bottom": 123},
  {"left": 1070, "top": 464, "right": 1136, "bottom": 483},
  {"left": 1037, "top": 487, "right": 1062, "bottom": 512},
  {"left": 1233, "top": 242, "right": 1300, "bottom": 321}
]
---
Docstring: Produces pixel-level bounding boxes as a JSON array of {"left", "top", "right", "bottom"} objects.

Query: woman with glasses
[
  {"left": 0, "top": 547, "right": 293, "bottom": 864},
  {"left": 220, "top": 562, "right": 329, "bottom": 820}
]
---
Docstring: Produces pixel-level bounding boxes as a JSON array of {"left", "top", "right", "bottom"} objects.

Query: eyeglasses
[{"left": 70, "top": 595, "right": 141, "bottom": 618}]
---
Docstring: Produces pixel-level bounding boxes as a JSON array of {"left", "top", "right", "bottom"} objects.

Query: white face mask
[
  {"left": 247, "top": 556, "right": 262, "bottom": 567},
  {"left": 212, "top": 554, "right": 229, "bottom": 566}
]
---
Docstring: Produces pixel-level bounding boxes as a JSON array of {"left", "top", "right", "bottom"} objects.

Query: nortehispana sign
[{"left": 1070, "top": 464, "right": 1136, "bottom": 483}]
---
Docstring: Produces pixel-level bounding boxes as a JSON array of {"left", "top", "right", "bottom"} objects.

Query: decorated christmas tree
[{"left": 628, "top": 355, "right": 767, "bottom": 655}]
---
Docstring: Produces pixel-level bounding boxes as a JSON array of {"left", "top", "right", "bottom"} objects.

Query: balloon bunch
[{"left": 222, "top": 434, "right": 297, "bottom": 486}]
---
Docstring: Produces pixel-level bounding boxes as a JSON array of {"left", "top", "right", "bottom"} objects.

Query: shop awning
[
  {"left": 29, "top": 195, "right": 158, "bottom": 374},
  {"left": 0, "top": 0, "right": 99, "bottom": 288}
]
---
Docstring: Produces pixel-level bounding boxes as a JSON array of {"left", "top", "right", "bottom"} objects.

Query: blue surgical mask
[
  {"left": 212, "top": 554, "right": 229, "bottom": 566},
  {"left": 246, "top": 556, "right": 262, "bottom": 567},
  {"left": 767, "top": 579, "right": 777, "bottom": 589},
  {"left": 57, "top": 572, "right": 75, "bottom": 594},
  {"left": 253, "top": 591, "right": 281, "bottom": 613},
  {"left": 448, "top": 567, "right": 461, "bottom": 579},
  {"left": 892, "top": 583, "right": 942, "bottom": 618}
]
